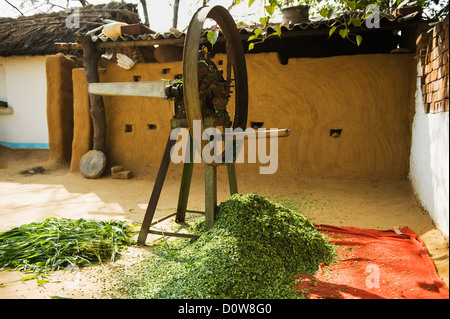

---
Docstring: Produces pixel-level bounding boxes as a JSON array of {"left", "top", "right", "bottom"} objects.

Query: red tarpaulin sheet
[{"left": 295, "top": 225, "right": 449, "bottom": 299}]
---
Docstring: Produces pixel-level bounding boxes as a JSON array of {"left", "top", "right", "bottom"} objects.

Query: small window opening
[
  {"left": 125, "top": 124, "right": 133, "bottom": 133},
  {"left": 330, "top": 129, "right": 342, "bottom": 138},
  {"left": 251, "top": 121, "right": 264, "bottom": 129}
]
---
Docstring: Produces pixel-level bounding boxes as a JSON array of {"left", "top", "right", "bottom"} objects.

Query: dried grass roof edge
[{"left": 0, "top": 2, "right": 140, "bottom": 57}]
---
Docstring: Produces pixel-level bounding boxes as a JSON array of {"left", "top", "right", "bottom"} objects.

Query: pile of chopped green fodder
[
  {"left": 0, "top": 218, "right": 134, "bottom": 273},
  {"left": 114, "top": 193, "right": 335, "bottom": 299}
]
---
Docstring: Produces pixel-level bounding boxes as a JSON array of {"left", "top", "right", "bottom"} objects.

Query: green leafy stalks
[
  {"left": 116, "top": 193, "right": 335, "bottom": 299},
  {"left": 0, "top": 218, "right": 134, "bottom": 273}
]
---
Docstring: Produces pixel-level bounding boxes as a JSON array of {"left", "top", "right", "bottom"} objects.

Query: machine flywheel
[{"left": 183, "top": 5, "right": 248, "bottom": 164}]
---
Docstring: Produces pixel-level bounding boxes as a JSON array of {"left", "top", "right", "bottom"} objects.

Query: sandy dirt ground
[{"left": 0, "top": 147, "right": 448, "bottom": 299}]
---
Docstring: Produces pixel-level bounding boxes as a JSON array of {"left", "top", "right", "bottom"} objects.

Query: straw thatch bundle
[{"left": 0, "top": 2, "right": 140, "bottom": 57}]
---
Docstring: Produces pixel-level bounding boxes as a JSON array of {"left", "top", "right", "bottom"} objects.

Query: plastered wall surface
[
  {"left": 0, "top": 55, "right": 48, "bottom": 149},
  {"left": 411, "top": 16, "right": 449, "bottom": 238},
  {"left": 410, "top": 62, "right": 449, "bottom": 237},
  {"left": 70, "top": 53, "right": 417, "bottom": 180},
  {"left": 46, "top": 54, "right": 77, "bottom": 165}
]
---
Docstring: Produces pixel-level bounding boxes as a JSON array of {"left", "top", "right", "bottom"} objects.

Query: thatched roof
[{"left": 0, "top": 2, "right": 140, "bottom": 57}]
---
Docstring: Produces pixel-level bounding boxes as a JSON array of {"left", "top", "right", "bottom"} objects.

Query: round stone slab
[{"left": 80, "top": 150, "right": 106, "bottom": 179}]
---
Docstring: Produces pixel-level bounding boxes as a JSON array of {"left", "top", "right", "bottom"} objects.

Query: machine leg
[
  {"left": 137, "top": 135, "right": 176, "bottom": 245},
  {"left": 175, "top": 161, "right": 194, "bottom": 223},
  {"left": 175, "top": 136, "right": 194, "bottom": 223},
  {"left": 227, "top": 162, "right": 238, "bottom": 195},
  {"left": 205, "top": 164, "right": 217, "bottom": 230}
]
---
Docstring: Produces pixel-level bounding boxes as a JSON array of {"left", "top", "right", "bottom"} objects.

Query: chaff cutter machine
[{"left": 88, "top": 6, "right": 289, "bottom": 245}]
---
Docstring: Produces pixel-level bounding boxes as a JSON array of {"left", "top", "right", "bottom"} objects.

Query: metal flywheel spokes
[{"left": 183, "top": 5, "right": 248, "bottom": 164}]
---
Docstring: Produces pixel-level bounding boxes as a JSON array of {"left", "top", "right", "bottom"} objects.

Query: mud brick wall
[
  {"left": 417, "top": 15, "right": 449, "bottom": 114},
  {"left": 68, "top": 53, "right": 416, "bottom": 179}
]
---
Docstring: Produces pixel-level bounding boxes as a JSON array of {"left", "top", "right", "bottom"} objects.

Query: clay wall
[
  {"left": 46, "top": 54, "right": 77, "bottom": 166},
  {"left": 69, "top": 52, "right": 417, "bottom": 179}
]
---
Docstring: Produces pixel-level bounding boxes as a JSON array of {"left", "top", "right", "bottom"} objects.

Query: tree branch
[
  {"left": 46, "top": 1, "right": 66, "bottom": 11},
  {"left": 140, "top": 0, "right": 150, "bottom": 26},
  {"left": 4, "top": 0, "right": 24, "bottom": 16},
  {"left": 227, "top": 0, "right": 237, "bottom": 11},
  {"left": 173, "top": 0, "right": 180, "bottom": 29}
]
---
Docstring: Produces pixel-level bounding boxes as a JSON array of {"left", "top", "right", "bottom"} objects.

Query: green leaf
[
  {"left": 356, "top": 35, "right": 363, "bottom": 46},
  {"left": 273, "top": 25, "right": 282, "bottom": 37},
  {"left": 37, "top": 279, "right": 50, "bottom": 286},
  {"left": 265, "top": 5, "right": 275, "bottom": 16},
  {"left": 363, "top": 11, "right": 373, "bottom": 20},
  {"left": 328, "top": 26, "right": 337, "bottom": 38},
  {"left": 207, "top": 30, "right": 219, "bottom": 47},
  {"left": 347, "top": 0, "right": 356, "bottom": 10},
  {"left": 350, "top": 17, "right": 362, "bottom": 27},
  {"left": 259, "top": 17, "right": 269, "bottom": 26},
  {"left": 327, "top": 8, "right": 334, "bottom": 19},
  {"left": 339, "top": 29, "right": 349, "bottom": 39},
  {"left": 21, "top": 275, "right": 37, "bottom": 282},
  {"left": 248, "top": 0, "right": 256, "bottom": 7},
  {"left": 248, "top": 28, "right": 262, "bottom": 42},
  {"left": 248, "top": 42, "right": 255, "bottom": 51},
  {"left": 319, "top": 8, "right": 328, "bottom": 18}
]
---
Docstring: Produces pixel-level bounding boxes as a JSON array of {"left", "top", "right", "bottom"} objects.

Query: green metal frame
[{"left": 137, "top": 5, "right": 247, "bottom": 245}]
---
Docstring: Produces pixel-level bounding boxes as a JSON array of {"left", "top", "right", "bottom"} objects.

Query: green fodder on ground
[
  {"left": 115, "top": 193, "right": 336, "bottom": 299},
  {"left": 0, "top": 218, "right": 134, "bottom": 273}
]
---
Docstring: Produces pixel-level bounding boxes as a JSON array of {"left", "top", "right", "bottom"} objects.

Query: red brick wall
[{"left": 417, "top": 15, "right": 449, "bottom": 114}]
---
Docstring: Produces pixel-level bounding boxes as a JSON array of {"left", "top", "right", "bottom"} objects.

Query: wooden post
[
  {"left": 77, "top": 32, "right": 106, "bottom": 153},
  {"left": 77, "top": 33, "right": 107, "bottom": 178}
]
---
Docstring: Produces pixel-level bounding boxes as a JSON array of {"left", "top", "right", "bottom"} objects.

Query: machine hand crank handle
[{"left": 206, "top": 128, "right": 291, "bottom": 140}]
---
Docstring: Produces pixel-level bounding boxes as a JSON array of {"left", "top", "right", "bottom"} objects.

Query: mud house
[
  {"left": 61, "top": 10, "right": 424, "bottom": 179},
  {"left": 0, "top": 3, "right": 140, "bottom": 151},
  {"left": 1, "top": 3, "right": 448, "bottom": 238}
]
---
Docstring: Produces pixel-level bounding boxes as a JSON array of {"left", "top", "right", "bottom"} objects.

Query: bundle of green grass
[
  {"left": 117, "top": 193, "right": 335, "bottom": 299},
  {"left": 0, "top": 218, "right": 134, "bottom": 273}
]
